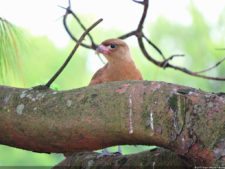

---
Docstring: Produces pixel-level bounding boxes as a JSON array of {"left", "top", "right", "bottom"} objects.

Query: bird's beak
[{"left": 96, "top": 45, "right": 110, "bottom": 55}]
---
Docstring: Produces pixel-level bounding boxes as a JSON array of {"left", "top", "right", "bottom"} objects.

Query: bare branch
[
  {"left": 59, "top": 0, "right": 225, "bottom": 81},
  {"left": 136, "top": 0, "right": 149, "bottom": 31},
  {"left": 118, "top": 30, "right": 136, "bottom": 39},
  {"left": 137, "top": 36, "right": 225, "bottom": 80},
  {"left": 45, "top": 18, "right": 103, "bottom": 88},
  {"left": 131, "top": 0, "right": 225, "bottom": 81},
  {"left": 132, "top": 0, "right": 145, "bottom": 5},
  {"left": 58, "top": 5, "right": 93, "bottom": 49},
  {"left": 137, "top": 36, "right": 161, "bottom": 65},
  {"left": 165, "top": 63, "right": 225, "bottom": 81},
  {"left": 70, "top": 12, "right": 97, "bottom": 48},
  {"left": 161, "top": 54, "right": 185, "bottom": 68},
  {"left": 216, "top": 48, "right": 225, "bottom": 50},
  {"left": 195, "top": 57, "right": 225, "bottom": 74},
  {"left": 68, "top": 0, "right": 71, "bottom": 8},
  {"left": 143, "top": 34, "right": 166, "bottom": 60},
  {"left": 60, "top": 2, "right": 106, "bottom": 66}
]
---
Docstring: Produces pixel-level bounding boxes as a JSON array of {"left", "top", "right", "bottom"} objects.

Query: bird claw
[
  {"left": 113, "top": 151, "right": 122, "bottom": 156},
  {"left": 97, "top": 149, "right": 112, "bottom": 158},
  {"left": 97, "top": 152, "right": 122, "bottom": 159},
  {"left": 97, "top": 148, "right": 122, "bottom": 159}
]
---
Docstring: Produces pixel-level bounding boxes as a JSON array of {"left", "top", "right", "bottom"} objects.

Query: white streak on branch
[
  {"left": 128, "top": 94, "right": 133, "bottom": 134},
  {"left": 16, "top": 104, "right": 25, "bottom": 115},
  {"left": 150, "top": 111, "right": 154, "bottom": 131}
]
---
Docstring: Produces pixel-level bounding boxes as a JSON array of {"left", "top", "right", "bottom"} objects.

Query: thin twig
[
  {"left": 216, "top": 48, "right": 225, "bottom": 50},
  {"left": 68, "top": 0, "right": 71, "bottom": 8},
  {"left": 137, "top": 0, "right": 148, "bottom": 31},
  {"left": 137, "top": 36, "right": 161, "bottom": 65},
  {"left": 118, "top": 30, "right": 136, "bottom": 39},
  {"left": 62, "top": 8, "right": 93, "bottom": 49},
  {"left": 59, "top": 2, "right": 97, "bottom": 49},
  {"left": 60, "top": 3, "right": 104, "bottom": 65},
  {"left": 96, "top": 54, "right": 106, "bottom": 64},
  {"left": 161, "top": 54, "right": 185, "bottom": 68},
  {"left": 195, "top": 57, "right": 225, "bottom": 74},
  {"left": 143, "top": 34, "right": 166, "bottom": 60},
  {"left": 166, "top": 63, "right": 225, "bottom": 81},
  {"left": 45, "top": 18, "right": 103, "bottom": 88},
  {"left": 132, "top": 0, "right": 145, "bottom": 5},
  {"left": 70, "top": 12, "right": 97, "bottom": 48}
]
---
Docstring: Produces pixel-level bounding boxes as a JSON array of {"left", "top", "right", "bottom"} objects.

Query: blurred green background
[{"left": 0, "top": 1, "right": 225, "bottom": 167}]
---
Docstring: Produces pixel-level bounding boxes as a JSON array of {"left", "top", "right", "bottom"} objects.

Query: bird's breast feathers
[{"left": 89, "top": 63, "right": 142, "bottom": 85}]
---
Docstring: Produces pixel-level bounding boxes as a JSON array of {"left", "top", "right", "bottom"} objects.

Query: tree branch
[
  {"left": 63, "top": 0, "right": 225, "bottom": 81},
  {"left": 194, "top": 57, "right": 225, "bottom": 74},
  {"left": 61, "top": 5, "right": 97, "bottom": 49},
  {"left": 0, "top": 81, "right": 224, "bottom": 166},
  {"left": 54, "top": 148, "right": 192, "bottom": 168},
  {"left": 45, "top": 18, "right": 103, "bottom": 88}
]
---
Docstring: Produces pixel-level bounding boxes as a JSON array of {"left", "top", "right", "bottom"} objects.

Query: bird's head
[{"left": 96, "top": 39, "right": 132, "bottom": 63}]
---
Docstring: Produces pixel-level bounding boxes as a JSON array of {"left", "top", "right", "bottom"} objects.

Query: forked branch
[
  {"left": 61, "top": 0, "right": 225, "bottom": 81},
  {"left": 45, "top": 18, "right": 102, "bottom": 88}
]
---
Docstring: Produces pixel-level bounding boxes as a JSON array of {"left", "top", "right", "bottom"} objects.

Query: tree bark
[
  {"left": 0, "top": 81, "right": 224, "bottom": 166},
  {"left": 54, "top": 148, "right": 192, "bottom": 169}
]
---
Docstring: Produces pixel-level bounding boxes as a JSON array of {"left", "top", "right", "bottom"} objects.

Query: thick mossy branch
[
  {"left": 54, "top": 148, "right": 192, "bottom": 169},
  {"left": 0, "top": 81, "right": 224, "bottom": 166}
]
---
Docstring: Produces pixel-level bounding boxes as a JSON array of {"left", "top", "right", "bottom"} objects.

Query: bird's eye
[{"left": 109, "top": 44, "right": 116, "bottom": 49}]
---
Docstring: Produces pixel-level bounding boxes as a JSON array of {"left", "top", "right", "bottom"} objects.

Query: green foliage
[
  {"left": 0, "top": 18, "right": 24, "bottom": 85},
  {"left": 17, "top": 33, "right": 92, "bottom": 89},
  {"left": 0, "top": 145, "right": 63, "bottom": 166},
  {"left": 96, "top": 145, "right": 156, "bottom": 155}
]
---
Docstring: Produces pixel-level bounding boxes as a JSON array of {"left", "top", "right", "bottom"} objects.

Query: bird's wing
[{"left": 89, "top": 64, "right": 108, "bottom": 85}]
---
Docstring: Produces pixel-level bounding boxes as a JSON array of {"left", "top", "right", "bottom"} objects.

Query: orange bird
[
  {"left": 89, "top": 39, "right": 143, "bottom": 85},
  {"left": 89, "top": 39, "right": 143, "bottom": 156}
]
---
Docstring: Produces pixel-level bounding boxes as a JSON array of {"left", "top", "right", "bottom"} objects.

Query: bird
[
  {"left": 89, "top": 38, "right": 142, "bottom": 85},
  {"left": 89, "top": 38, "right": 143, "bottom": 156}
]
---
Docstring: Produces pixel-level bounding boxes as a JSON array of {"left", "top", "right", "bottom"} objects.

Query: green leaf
[{"left": 0, "top": 17, "right": 24, "bottom": 84}]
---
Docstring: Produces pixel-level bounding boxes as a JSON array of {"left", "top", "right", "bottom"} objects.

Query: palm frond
[{"left": 0, "top": 17, "right": 24, "bottom": 84}]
